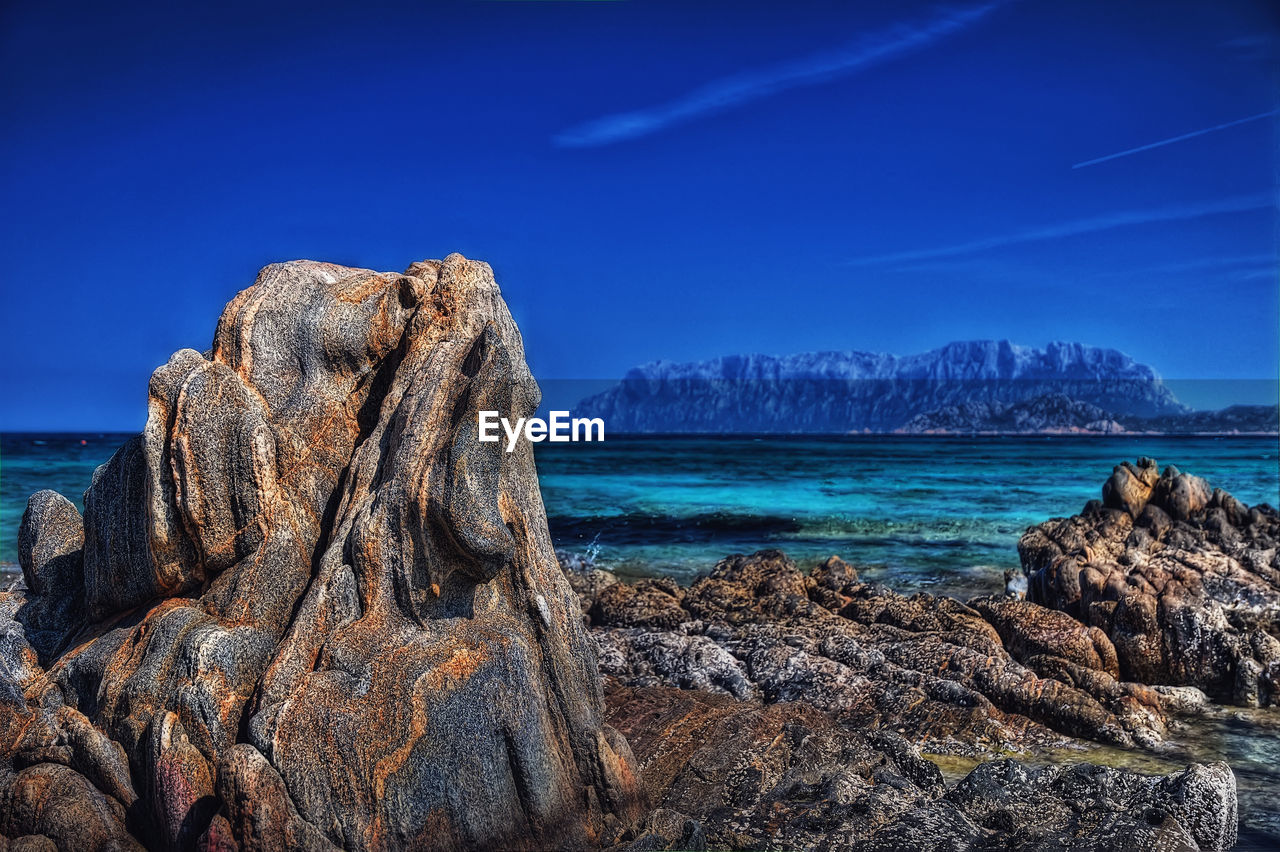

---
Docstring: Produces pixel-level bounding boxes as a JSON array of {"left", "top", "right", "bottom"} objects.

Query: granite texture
[{"left": 0, "top": 256, "right": 642, "bottom": 850}]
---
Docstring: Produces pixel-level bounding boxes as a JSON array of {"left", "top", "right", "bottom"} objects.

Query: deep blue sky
[{"left": 1, "top": 0, "right": 1277, "bottom": 430}]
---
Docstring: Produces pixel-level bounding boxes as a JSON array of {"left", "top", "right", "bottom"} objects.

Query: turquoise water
[
  {"left": 2, "top": 432, "right": 1279, "bottom": 841},
  {"left": 537, "top": 435, "right": 1280, "bottom": 597},
  {"left": 1, "top": 434, "right": 130, "bottom": 573},
  {"left": 3, "top": 434, "right": 1279, "bottom": 597}
]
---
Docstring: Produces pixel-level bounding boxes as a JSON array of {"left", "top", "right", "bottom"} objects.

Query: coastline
[
  {"left": 1, "top": 263, "right": 1276, "bottom": 849},
  {"left": 556, "top": 454, "right": 1280, "bottom": 846},
  {"left": 565, "top": 547, "right": 1280, "bottom": 847}
]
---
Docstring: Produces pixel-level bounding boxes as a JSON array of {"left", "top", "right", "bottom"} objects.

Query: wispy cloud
[
  {"left": 1073, "top": 110, "right": 1277, "bottom": 169},
  {"left": 844, "top": 194, "right": 1275, "bottom": 267},
  {"left": 1236, "top": 267, "right": 1278, "bottom": 283},
  {"left": 1118, "top": 253, "right": 1277, "bottom": 277},
  {"left": 553, "top": 2, "right": 1006, "bottom": 148}
]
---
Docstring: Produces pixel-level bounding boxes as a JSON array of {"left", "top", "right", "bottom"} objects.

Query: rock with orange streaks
[
  {"left": 1020, "top": 459, "right": 1280, "bottom": 705},
  {"left": 969, "top": 595, "right": 1120, "bottom": 678},
  {"left": 603, "top": 682, "right": 946, "bottom": 851},
  {"left": 590, "top": 577, "right": 686, "bottom": 630},
  {"left": 0, "top": 255, "right": 642, "bottom": 850},
  {"left": 1, "top": 763, "right": 145, "bottom": 852}
]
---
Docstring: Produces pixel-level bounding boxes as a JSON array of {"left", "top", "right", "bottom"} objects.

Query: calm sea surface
[
  {"left": 537, "top": 434, "right": 1280, "bottom": 597},
  {"left": 2, "top": 432, "right": 1279, "bottom": 842},
  {"left": 3, "top": 433, "right": 1278, "bottom": 588}
]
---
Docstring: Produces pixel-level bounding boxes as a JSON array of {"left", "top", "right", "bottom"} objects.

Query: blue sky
[{"left": 1, "top": 0, "right": 1276, "bottom": 430}]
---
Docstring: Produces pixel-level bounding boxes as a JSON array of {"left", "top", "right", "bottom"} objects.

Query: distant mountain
[{"left": 577, "top": 341, "right": 1189, "bottom": 433}]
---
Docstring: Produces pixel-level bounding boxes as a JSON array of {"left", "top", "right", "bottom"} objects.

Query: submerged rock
[
  {"left": 0, "top": 256, "right": 643, "bottom": 850},
  {"left": 1021, "top": 459, "right": 1280, "bottom": 706}
]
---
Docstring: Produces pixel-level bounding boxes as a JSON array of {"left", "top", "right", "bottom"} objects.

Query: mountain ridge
[
  {"left": 576, "top": 340, "right": 1239, "bottom": 433},
  {"left": 621, "top": 340, "right": 1169, "bottom": 383}
]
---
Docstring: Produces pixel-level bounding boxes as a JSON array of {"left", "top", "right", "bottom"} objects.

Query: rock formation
[
  {"left": 0, "top": 256, "right": 642, "bottom": 850},
  {"left": 1020, "top": 458, "right": 1280, "bottom": 706},
  {"left": 569, "top": 551, "right": 1171, "bottom": 754},
  {"left": 0, "top": 257, "right": 1258, "bottom": 852},
  {"left": 559, "top": 551, "right": 1241, "bottom": 851},
  {"left": 604, "top": 684, "right": 1238, "bottom": 851}
]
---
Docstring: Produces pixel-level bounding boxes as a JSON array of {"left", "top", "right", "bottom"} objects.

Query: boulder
[
  {"left": 0, "top": 255, "right": 643, "bottom": 849},
  {"left": 1021, "top": 459, "right": 1280, "bottom": 705},
  {"left": 1101, "top": 457, "right": 1159, "bottom": 516},
  {"left": 605, "top": 683, "right": 1237, "bottom": 851},
  {"left": 13, "top": 491, "right": 86, "bottom": 659}
]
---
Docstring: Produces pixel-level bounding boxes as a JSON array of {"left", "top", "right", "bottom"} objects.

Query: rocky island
[
  {"left": 0, "top": 256, "right": 1268, "bottom": 850},
  {"left": 575, "top": 346, "right": 1277, "bottom": 435}
]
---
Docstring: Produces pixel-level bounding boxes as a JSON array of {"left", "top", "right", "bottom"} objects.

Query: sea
[{"left": 2, "top": 432, "right": 1279, "bottom": 843}]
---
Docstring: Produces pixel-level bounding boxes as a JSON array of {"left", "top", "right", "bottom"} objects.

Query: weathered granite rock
[
  {"left": 1101, "top": 456, "right": 1162, "bottom": 517},
  {"left": 604, "top": 683, "right": 1238, "bottom": 851},
  {"left": 581, "top": 549, "right": 1171, "bottom": 754},
  {"left": 0, "top": 256, "right": 643, "bottom": 850},
  {"left": 938, "top": 756, "right": 1237, "bottom": 852},
  {"left": 592, "top": 578, "right": 686, "bottom": 630},
  {"left": 1021, "top": 459, "right": 1280, "bottom": 706},
  {"left": 13, "top": 491, "right": 86, "bottom": 661}
]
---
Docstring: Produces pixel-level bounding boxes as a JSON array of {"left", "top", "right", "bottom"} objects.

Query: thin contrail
[
  {"left": 1073, "top": 110, "right": 1277, "bottom": 169},
  {"left": 554, "top": 2, "right": 1007, "bottom": 148},
  {"left": 844, "top": 194, "right": 1274, "bottom": 267}
]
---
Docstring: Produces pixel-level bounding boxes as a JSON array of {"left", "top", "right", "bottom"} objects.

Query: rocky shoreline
[
  {"left": 603, "top": 682, "right": 1238, "bottom": 851},
  {"left": 563, "top": 551, "right": 1244, "bottom": 849},
  {"left": 0, "top": 256, "right": 1272, "bottom": 850},
  {"left": 559, "top": 455, "right": 1280, "bottom": 850}
]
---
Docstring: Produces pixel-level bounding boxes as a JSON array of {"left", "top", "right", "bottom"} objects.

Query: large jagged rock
[
  {"left": 0, "top": 255, "right": 643, "bottom": 850},
  {"left": 576, "top": 550, "right": 1171, "bottom": 754},
  {"left": 1021, "top": 458, "right": 1280, "bottom": 706},
  {"left": 603, "top": 683, "right": 1238, "bottom": 852}
]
